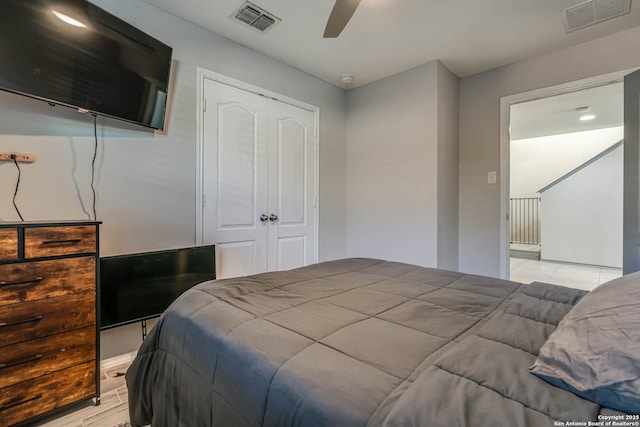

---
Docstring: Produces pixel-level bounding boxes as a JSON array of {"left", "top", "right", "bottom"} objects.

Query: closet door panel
[
  {"left": 217, "top": 104, "right": 259, "bottom": 228},
  {"left": 278, "top": 119, "right": 307, "bottom": 226},
  {"left": 277, "top": 236, "right": 306, "bottom": 271},
  {"left": 267, "top": 100, "right": 317, "bottom": 272},
  {"left": 203, "top": 79, "right": 269, "bottom": 279}
]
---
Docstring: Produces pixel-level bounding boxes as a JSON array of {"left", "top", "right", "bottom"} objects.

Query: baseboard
[
  {"left": 100, "top": 351, "right": 137, "bottom": 371},
  {"left": 510, "top": 249, "right": 541, "bottom": 260}
]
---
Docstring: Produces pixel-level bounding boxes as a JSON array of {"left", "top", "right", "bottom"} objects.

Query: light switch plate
[{"left": 488, "top": 171, "right": 497, "bottom": 184}]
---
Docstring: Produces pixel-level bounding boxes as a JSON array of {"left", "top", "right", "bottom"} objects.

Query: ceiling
[
  {"left": 143, "top": 0, "right": 640, "bottom": 89},
  {"left": 510, "top": 81, "right": 624, "bottom": 140}
]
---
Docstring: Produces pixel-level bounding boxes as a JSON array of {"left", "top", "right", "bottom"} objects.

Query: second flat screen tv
[
  {"left": 0, "top": 0, "right": 172, "bottom": 129},
  {"left": 100, "top": 245, "right": 216, "bottom": 330}
]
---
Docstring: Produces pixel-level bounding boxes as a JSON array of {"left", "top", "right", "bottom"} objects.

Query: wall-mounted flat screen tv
[
  {"left": 0, "top": 0, "right": 172, "bottom": 130},
  {"left": 100, "top": 245, "right": 216, "bottom": 330}
]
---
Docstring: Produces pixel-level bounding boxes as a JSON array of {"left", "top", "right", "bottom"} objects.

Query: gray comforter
[{"left": 126, "top": 258, "right": 609, "bottom": 426}]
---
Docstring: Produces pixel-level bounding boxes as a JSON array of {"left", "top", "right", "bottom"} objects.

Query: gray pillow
[{"left": 529, "top": 272, "right": 640, "bottom": 413}]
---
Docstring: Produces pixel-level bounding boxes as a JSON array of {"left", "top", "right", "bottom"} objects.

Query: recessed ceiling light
[
  {"left": 576, "top": 106, "right": 595, "bottom": 121},
  {"left": 52, "top": 10, "right": 87, "bottom": 28},
  {"left": 341, "top": 74, "right": 353, "bottom": 84}
]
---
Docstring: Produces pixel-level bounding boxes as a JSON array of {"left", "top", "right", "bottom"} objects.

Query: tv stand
[
  {"left": 100, "top": 245, "right": 215, "bottom": 329},
  {"left": 141, "top": 319, "right": 151, "bottom": 340}
]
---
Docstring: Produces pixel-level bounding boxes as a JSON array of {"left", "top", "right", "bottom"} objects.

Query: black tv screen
[
  {"left": 0, "top": 0, "right": 172, "bottom": 130},
  {"left": 100, "top": 245, "right": 216, "bottom": 329}
]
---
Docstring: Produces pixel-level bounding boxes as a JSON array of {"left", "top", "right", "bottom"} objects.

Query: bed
[{"left": 126, "top": 258, "right": 639, "bottom": 426}]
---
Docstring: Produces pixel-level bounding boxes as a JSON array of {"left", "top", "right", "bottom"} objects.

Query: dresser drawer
[
  {"left": 0, "top": 360, "right": 96, "bottom": 427},
  {"left": 0, "top": 257, "right": 95, "bottom": 306},
  {"left": 0, "top": 228, "right": 18, "bottom": 261},
  {"left": 24, "top": 225, "right": 97, "bottom": 258},
  {"left": 0, "top": 327, "right": 95, "bottom": 389},
  {"left": 0, "top": 293, "right": 95, "bottom": 348}
]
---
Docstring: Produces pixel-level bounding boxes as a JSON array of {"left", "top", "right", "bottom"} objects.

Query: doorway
[
  {"left": 195, "top": 70, "right": 319, "bottom": 279},
  {"left": 500, "top": 71, "right": 632, "bottom": 289}
]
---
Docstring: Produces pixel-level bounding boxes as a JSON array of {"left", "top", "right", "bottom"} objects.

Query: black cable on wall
[
  {"left": 12, "top": 155, "right": 24, "bottom": 221},
  {"left": 91, "top": 114, "right": 98, "bottom": 220}
]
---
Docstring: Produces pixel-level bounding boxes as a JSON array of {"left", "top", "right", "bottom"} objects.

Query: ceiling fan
[{"left": 323, "top": 0, "right": 362, "bottom": 38}]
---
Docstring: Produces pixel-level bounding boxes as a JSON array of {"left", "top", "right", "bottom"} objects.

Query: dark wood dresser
[{"left": 0, "top": 221, "right": 100, "bottom": 427}]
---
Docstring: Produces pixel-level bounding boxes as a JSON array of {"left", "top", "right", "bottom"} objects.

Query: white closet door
[
  {"left": 202, "top": 79, "right": 269, "bottom": 278},
  {"left": 267, "top": 100, "right": 317, "bottom": 271},
  {"left": 202, "top": 77, "right": 317, "bottom": 278}
]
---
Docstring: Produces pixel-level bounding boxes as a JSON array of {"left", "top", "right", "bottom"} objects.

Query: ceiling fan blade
[{"left": 323, "top": 0, "right": 362, "bottom": 38}]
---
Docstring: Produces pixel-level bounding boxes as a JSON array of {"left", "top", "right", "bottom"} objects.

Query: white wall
[
  {"left": 540, "top": 144, "right": 622, "bottom": 267},
  {"left": 459, "top": 25, "right": 640, "bottom": 277},
  {"left": 0, "top": 0, "right": 347, "bottom": 359},
  {"left": 511, "top": 127, "right": 623, "bottom": 198},
  {"left": 346, "top": 61, "right": 458, "bottom": 268}
]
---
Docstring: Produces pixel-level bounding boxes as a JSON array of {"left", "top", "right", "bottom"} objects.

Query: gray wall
[
  {"left": 0, "top": 0, "right": 347, "bottom": 359},
  {"left": 346, "top": 62, "right": 438, "bottom": 266},
  {"left": 623, "top": 69, "right": 640, "bottom": 274},
  {"left": 436, "top": 62, "right": 459, "bottom": 271},
  {"left": 345, "top": 61, "right": 458, "bottom": 268},
  {"left": 459, "top": 25, "right": 640, "bottom": 277}
]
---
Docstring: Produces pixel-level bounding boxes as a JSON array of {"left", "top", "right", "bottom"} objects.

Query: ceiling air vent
[
  {"left": 232, "top": 2, "right": 280, "bottom": 33},
  {"left": 563, "top": 0, "right": 631, "bottom": 32}
]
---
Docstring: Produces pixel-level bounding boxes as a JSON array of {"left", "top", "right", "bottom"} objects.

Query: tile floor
[{"left": 509, "top": 257, "right": 622, "bottom": 291}]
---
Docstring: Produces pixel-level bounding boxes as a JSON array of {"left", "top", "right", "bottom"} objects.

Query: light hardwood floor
[{"left": 34, "top": 361, "right": 133, "bottom": 427}]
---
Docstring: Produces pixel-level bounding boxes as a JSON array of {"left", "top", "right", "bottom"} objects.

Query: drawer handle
[
  {"left": 42, "top": 238, "right": 82, "bottom": 245},
  {"left": 0, "top": 354, "right": 43, "bottom": 370},
  {"left": 0, "top": 393, "right": 43, "bottom": 412},
  {"left": 0, "top": 277, "right": 44, "bottom": 287},
  {"left": 0, "top": 315, "right": 43, "bottom": 328}
]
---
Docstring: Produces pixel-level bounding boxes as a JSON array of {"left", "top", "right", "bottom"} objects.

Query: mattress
[{"left": 126, "top": 258, "right": 608, "bottom": 426}]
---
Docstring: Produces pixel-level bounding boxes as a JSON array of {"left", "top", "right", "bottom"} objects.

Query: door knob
[
  {"left": 269, "top": 214, "right": 279, "bottom": 222},
  {"left": 260, "top": 214, "right": 269, "bottom": 222}
]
